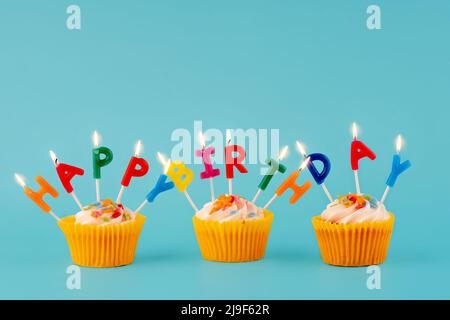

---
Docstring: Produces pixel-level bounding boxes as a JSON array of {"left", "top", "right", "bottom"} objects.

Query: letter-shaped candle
[
  {"left": 195, "top": 132, "right": 220, "bottom": 201},
  {"left": 134, "top": 153, "right": 175, "bottom": 213},
  {"left": 296, "top": 141, "right": 333, "bottom": 202},
  {"left": 15, "top": 174, "right": 61, "bottom": 221},
  {"left": 117, "top": 140, "right": 149, "bottom": 203},
  {"left": 263, "top": 158, "right": 312, "bottom": 209},
  {"left": 350, "top": 123, "right": 376, "bottom": 194},
  {"left": 252, "top": 146, "right": 288, "bottom": 204},
  {"left": 92, "top": 131, "right": 113, "bottom": 202},
  {"left": 224, "top": 130, "right": 248, "bottom": 195},
  {"left": 50, "top": 150, "right": 85, "bottom": 210},
  {"left": 381, "top": 135, "right": 412, "bottom": 203},
  {"left": 166, "top": 159, "right": 198, "bottom": 212}
]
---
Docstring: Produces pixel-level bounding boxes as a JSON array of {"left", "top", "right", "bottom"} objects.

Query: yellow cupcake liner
[
  {"left": 312, "top": 213, "right": 395, "bottom": 267},
  {"left": 58, "top": 214, "right": 146, "bottom": 268},
  {"left": 192, "top": 211, "right": 274, "bottom": 262}
]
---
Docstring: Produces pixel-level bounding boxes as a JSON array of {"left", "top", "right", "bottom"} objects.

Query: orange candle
[
  {"left": 275, "top": 171, "right": 312, "bottom": 204},
  {"left": 263, "top": 158, "right": 312, "bottom": 210},
  {"left": 15, "top": 174, "right": 60, "bottom": 221}
]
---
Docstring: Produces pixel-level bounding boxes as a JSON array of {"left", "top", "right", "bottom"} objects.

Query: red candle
[
  {"left": 117, "top": 141, "right": 149, "bottom": 203},
  {"left": 50, "top": 151, "right": 84, "bottom": 193},
  {"left": 224, "top": 130, "right": 248, "bottom": 195},
  {"left": 50, "top": 150, "right": 85, "bottom": 210},
  {"left": 350, "top": 123, "right": 376, "bottom": 194},
  {"left": 195, "top": 132, "right": 220, "bottom": 201},
  {"left": 120, "top": 141, "right": 149, "bottom": 187}
]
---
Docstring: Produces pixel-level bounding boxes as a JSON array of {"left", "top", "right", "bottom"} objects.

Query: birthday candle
[
  {"left": 49, "top": 150, "right": 85, "bottom": 210},
  {"left": 116, "top": 140, "right": 149, "bottom": 203},
  {"left": 252, "top": 146, "right": 288, "bottom": 204},
  {"left": 134, "top": 152, "right": 174, "bottom": 213},
  {"left": 350, "top": 123, "right": 376, "bottom": 195},
  {"left": 295, "top": 141, "right": 333, "bottom": 202},
  {"left": 380, "top": 135, "right": 412, "bottom": 203},
  {"left": 195, "top": 132, "right": 220, "bottom": 202},
  {"left": 166, "top": 158, "right": 198, "bottom": 212},
  {"left": 263, "top": 158, "right": 312, "bottom": 210},
  {"left": 92, "top": 131, "right": 113, "bottom": 202},
  {"left": 224, "top": 129, "right": 248, "bottom": 195},
  {"left": 14, "top": 173, "right": 61, "bottom": 221}
]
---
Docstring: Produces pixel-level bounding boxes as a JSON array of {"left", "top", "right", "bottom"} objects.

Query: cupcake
[
  {"left": 312, "top": 194, "right": 394, "bottom": 267},
  {"left": 58, "top": 198, "right": 146, "bottom": 268},
  {"left": 193, "top": 194, "right": 274, "bottom": 262}
]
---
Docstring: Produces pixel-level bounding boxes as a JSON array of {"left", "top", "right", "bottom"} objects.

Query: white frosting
[
  {"left": 75, "top": 202, "right": 136, "bottom": 226},
  {"left": 196, "top": 195, "right": 264, "bottom": 222},
  {"left": 321, "top": 198, "right": 390, "bottom": 224}
]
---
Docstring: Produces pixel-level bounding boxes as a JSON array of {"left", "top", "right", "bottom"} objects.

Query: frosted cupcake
[
  {"left": 193, "top": 194, "right": 274, "bottom": 262},
  {"left": 312, "top": 194, "right": 394, "bottom": 267},
  {"left": 58, "top": 199, "right": 146, "bottom": 268}
]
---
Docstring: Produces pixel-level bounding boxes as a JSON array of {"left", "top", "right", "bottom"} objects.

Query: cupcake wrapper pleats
[
  {"left": 312, "top": 214, "right": 395, "bottom": 267},
  {"left": 58, "top": 214, "right": 146, "bottom": 268},
  {"left": 193, "top": 211, "right": 274, "bottom": 262}
]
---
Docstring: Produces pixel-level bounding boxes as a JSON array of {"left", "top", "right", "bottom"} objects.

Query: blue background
[{"left": 0, "top": 1, "right": 448, "bottom": 299}]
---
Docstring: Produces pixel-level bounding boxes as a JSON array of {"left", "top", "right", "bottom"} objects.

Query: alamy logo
[
  {"left": 367, "top": 5, "right": 382, "bottom": 30},
  {"left": 366, "top": 265, "right": 381, "bottom": 290},
  {"left": 66, "top": 5, "right": 81, "bottom": 30},
  {"left": 170, "top": 121, "right": 281, "bottom": 174},
  {"left": 66, "top": 265, "right": 81, "bottom": 290}
]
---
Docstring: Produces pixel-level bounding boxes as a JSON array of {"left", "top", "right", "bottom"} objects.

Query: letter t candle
[{"left": 252, "top": 146, "right": 288, "bottom": 204}]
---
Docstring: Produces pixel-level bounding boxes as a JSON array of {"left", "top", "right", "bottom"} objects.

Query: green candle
[
  {"left": 92, "top": 146, "right": 113, "bottom": 179},
  {"left": 258, "top": 159, "right": 287, "bottom": 190}
]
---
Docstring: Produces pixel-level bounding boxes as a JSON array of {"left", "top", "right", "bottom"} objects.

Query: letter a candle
[
  {"left": 49, "top": 150, "right": 85, "bottom": 210},
  {"left": 380, "top": 135, "right": 411, "bottom": 203},
  {"left": 350, "top": 122, "right": 376, "bottom": 195},
  {"left": 116, "top": 140, "right": 149, "bottom": 203},
  {"left": 14, "top": 173, "right": 61, "bottom": 221},
  {"left": 92, "top": 130, "right": 113, "bottom": 202}
]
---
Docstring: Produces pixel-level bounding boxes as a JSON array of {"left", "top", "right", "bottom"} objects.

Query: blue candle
[
  {"left": 306, "top": 153, "right": 331, "bottom": 185},
  {"left": 296, "top": 141, "right": 333, "bottom": 202},
  {"left": 146, "top": 174, "right": 175, "bottom": 202},
  {"left": 381, "top": 135, "right": 411, "bottom": 203}
]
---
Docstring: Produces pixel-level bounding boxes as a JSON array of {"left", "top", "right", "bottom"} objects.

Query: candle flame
[
  {"left": 295, "top": 140, "right": 307, "bottom": 157},
  {"left": 14, "top": 173, "right": 26, "bottom": 188},
  {"left": 298, "top": 157, "right": 310, "bottom": 171},
  {"left": 278, "top": 146, "right": 289, "bottom": 161},
  {"left": 92, "top": 130, "right": 100, "bottom": 147},
  {"left": 157, "top": 152, "right": 170, "bottom": 174},
  {"left": 49, "top": 150, "right": 58, "bottom": 166},
  {"left": 134, "top": 140, "right": 143, "bottom": 157},
  {"left": 396, "top": 135, "right": 403, "bottom": 153},
  {"left": 352, "top": 122, "right": 358, "bottom": 140},
  {"left": 198, "top": 132, "right": 206, "bottom": 149},
  {"left": 226, "top": 129, "right": 232, "bottom": 145}
]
